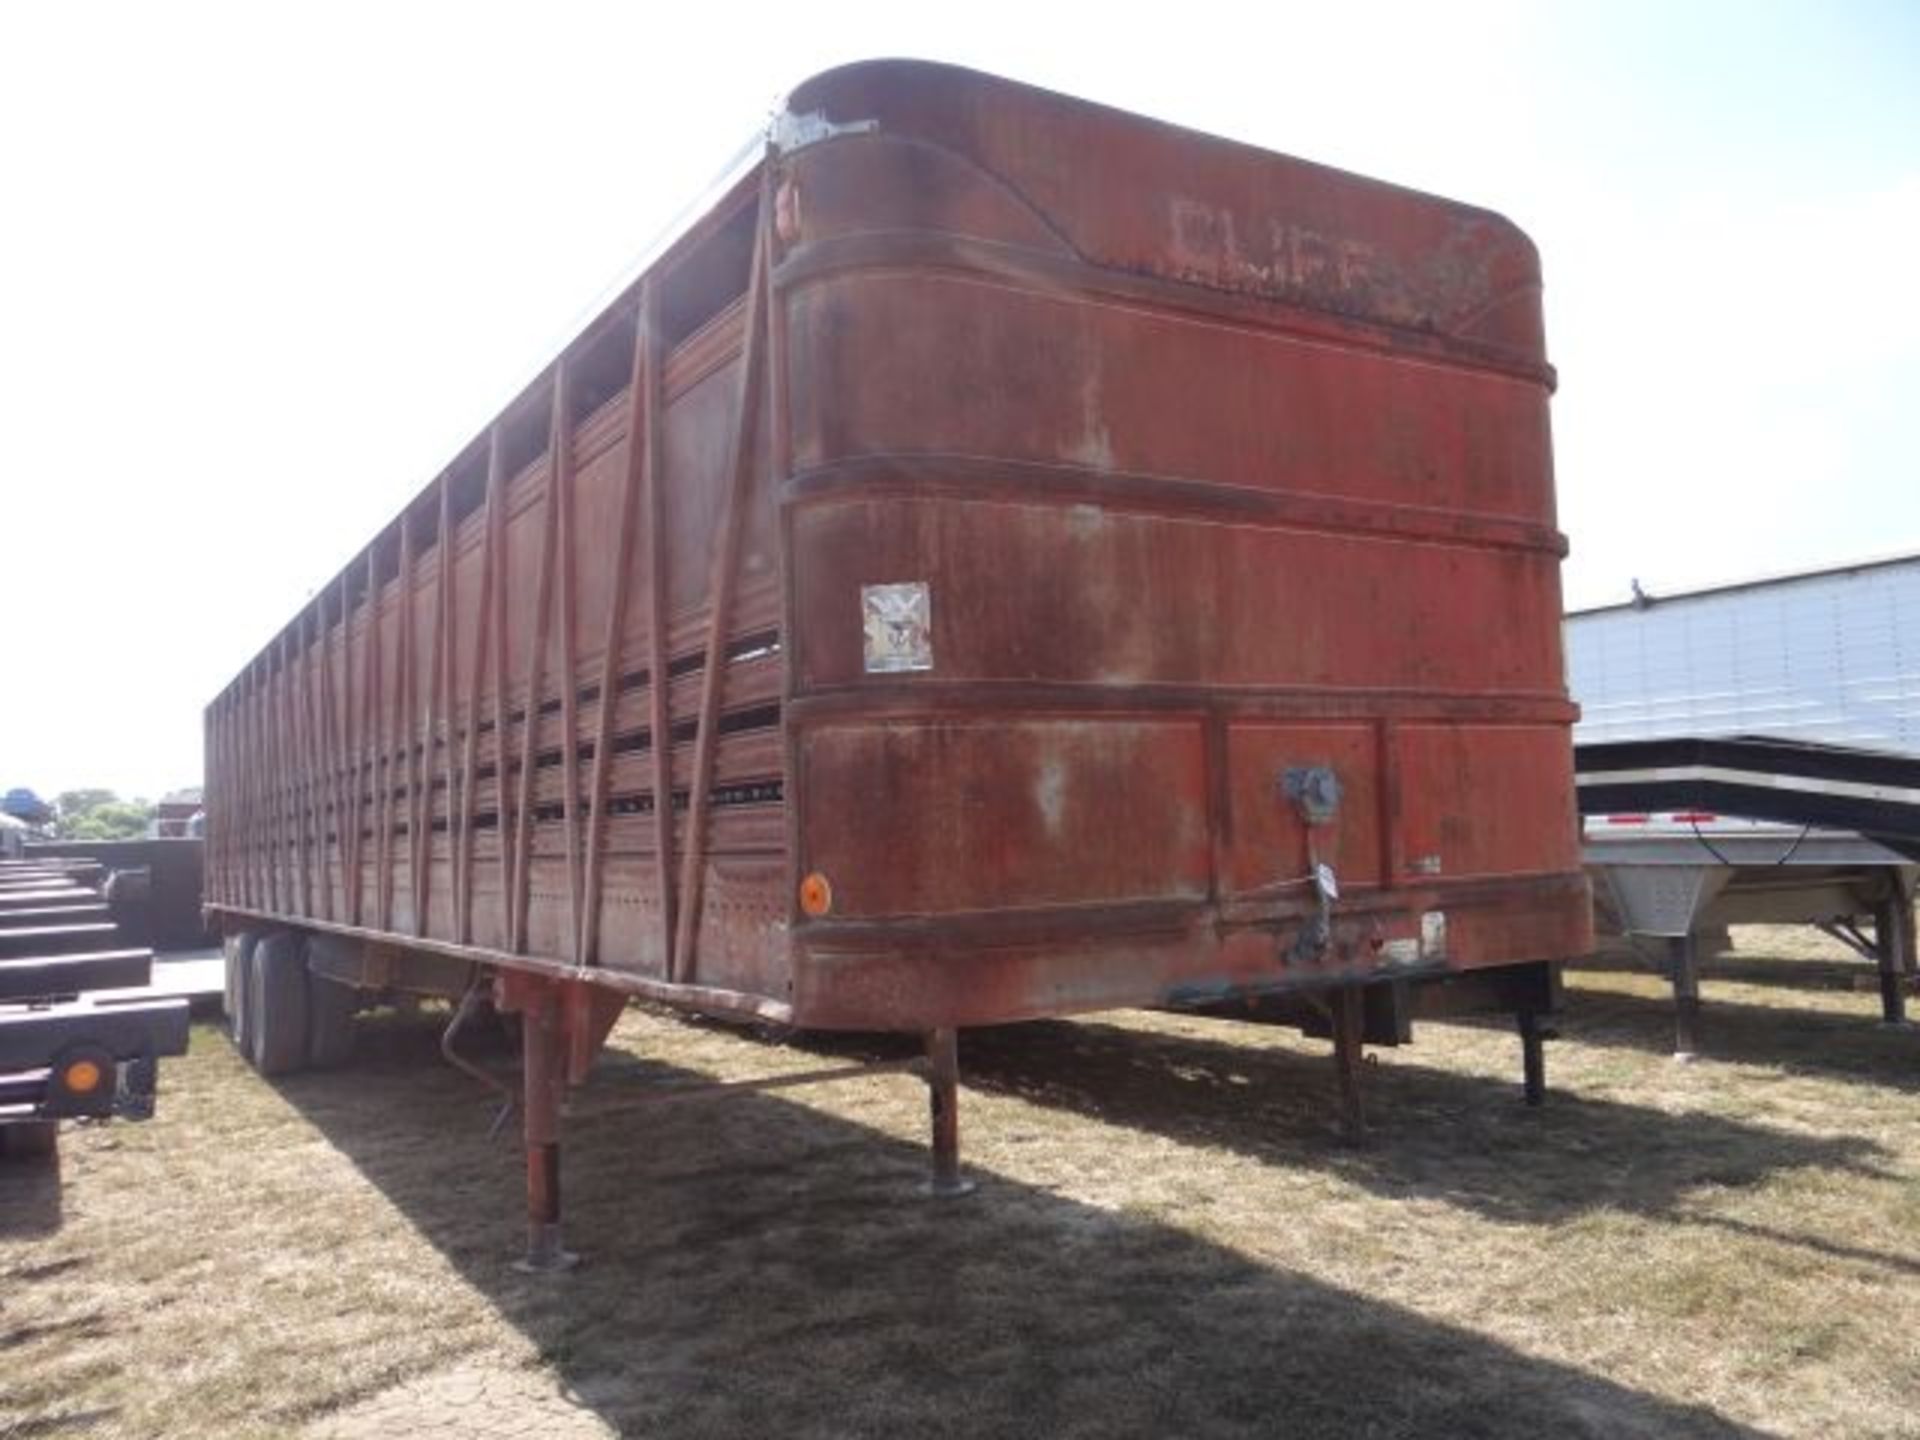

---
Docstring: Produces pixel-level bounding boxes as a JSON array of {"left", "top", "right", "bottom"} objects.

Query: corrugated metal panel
[{"left": 1567, "top": 558, "right": 1920, "bottom": 754}]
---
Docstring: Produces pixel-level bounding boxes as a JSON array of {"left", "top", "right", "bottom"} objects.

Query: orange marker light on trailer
[
  {"left": 799, "top": 872, "right": 834, "bottom": 917},
  {"left": 63, "top": 1058, "right": 104, "bottom": 1094}
]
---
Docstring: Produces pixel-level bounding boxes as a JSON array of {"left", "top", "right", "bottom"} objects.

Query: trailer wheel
[
  {"left": 306, "top": 973, "right": 358, "bottom": 1069},
  {"left": 249, "top": 931, "right": 310, "bottom": 1076},
  {"left": 224, "top": 930, "right": 263, "bottom": 1054}
]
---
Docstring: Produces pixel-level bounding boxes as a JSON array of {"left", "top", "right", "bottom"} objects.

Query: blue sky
[{"left": 1, "top": 1, "right": 1914, "bottom": 797}]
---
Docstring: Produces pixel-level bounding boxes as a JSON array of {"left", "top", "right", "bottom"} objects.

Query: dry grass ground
[{"left": 4, "top": 926, "right": 1918, "bottom": 1438}]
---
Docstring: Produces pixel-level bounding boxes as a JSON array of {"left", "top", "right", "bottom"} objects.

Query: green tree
[
  {"left": 54, "top": 788, "right": 117, "bottom": 819},
  {"left": 54, "top": 790, "right": 153, "bottom": 840}
]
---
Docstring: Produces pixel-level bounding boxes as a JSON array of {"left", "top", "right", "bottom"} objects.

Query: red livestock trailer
[{"left": 205, "top": 60, "right": 1589, "bottom": 1266}]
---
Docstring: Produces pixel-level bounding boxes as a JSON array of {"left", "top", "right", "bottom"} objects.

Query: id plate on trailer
[{"left": 862, "top": 582, "right": 934, "bottom": 673}]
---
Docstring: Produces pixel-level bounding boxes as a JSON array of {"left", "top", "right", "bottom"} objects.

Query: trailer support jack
[
  {"left": 1330, "top": 987, "right": 1367, "bottom": 1143},
  {"left": 1875, "top": 898, "right": 1910, "bottom": 1027},
  {"left": 516, "top": 980, "right": 578, "bottom": 1273},
  {"left": 1517, "top": 1008, "right": 1547, "bottom": 1106},
  {"left": 923, "top": 1027, "right": 973, "bottom": 1196}
]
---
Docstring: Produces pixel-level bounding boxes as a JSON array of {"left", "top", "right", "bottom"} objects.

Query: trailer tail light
[
  {"left": 1671, "top": 812, "right": 1718, "bottom": 824},
  {"left": 47, "top": 1044, "right": 117, "bottom": 1117},
  {"left": 799, "top": 872, "right": 834, "bottom": 917},
  {"left": 1605, "top": 814, "right": 1650, "bottom": 825},
  {"left": 63, "top": 1058, "right": 104, "bottom": 1095}
]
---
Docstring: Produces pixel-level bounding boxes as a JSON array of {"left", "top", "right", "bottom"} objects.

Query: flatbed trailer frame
[{"left": 0, "top": 859, "right": 190, "bottom": 1155}]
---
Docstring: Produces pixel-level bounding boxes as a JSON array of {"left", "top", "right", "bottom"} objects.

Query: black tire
[
  {"left": 249, "top": 931, "right": 310, "bottom": 1076},
  {"left": 1, "top": 1121, "right": 58, "bottom": 1161},
  {"left": 224, "top": 930, "right": 263, "bottom": 1054},
  {"left": 306, "top": 973, "right": 358, "bottom": 1069}
]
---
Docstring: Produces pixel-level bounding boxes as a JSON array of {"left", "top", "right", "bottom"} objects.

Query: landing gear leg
[
  {"left": 1876, "top": 898, "right": 1910, "bottom": 1027},
  {"left": 1517, "top": 1008, "right": 1547, "bottom": 1106},
  {"left": 1330, "top": 986, "right": 1367, "bottom": 1143},
  {"left": 923, "top": 1027, "right": 973, "bottom": 1197},
  {"left": 517, "top": 980, "right": 578, "bottom": 1272}
]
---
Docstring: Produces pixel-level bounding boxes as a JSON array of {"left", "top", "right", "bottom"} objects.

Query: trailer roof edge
[{"left": 1568, "top": 549, "right": 1920, "bottom": 619}]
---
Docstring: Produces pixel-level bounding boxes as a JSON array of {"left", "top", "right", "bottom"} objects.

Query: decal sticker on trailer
[{"left": 862, "top": 582, "right": 934, "bottom": 674}]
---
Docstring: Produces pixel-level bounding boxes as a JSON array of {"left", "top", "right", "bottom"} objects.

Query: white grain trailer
[{"left": 1566, "top": 554, "right": 1920, "bottom": 1053}]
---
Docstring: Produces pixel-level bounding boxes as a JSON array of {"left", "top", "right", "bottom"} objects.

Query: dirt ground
[{"left": 4, "top": 925, "right": 1918, "bottom": 1439}]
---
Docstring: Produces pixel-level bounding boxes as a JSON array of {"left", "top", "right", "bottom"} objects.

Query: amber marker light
[
  {"left": 63, "top": 1058, "right": 104, "bottom": 1094},
  {"left": 799, "top": 872, "right": 834, "bottom": 917}
]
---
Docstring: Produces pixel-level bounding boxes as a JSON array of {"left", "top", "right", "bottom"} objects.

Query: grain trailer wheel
[{"left": 249, "top": 930, "right": 310, "bottom": 1076}]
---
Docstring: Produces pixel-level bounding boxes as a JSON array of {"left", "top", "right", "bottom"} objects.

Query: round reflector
[{"left": 799, "top": 872, "right": 833, "bottom": 917}]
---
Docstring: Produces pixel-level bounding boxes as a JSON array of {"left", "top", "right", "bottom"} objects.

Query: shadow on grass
[
  {"left": 1576, "top": 946, "right": 1899, "bottom": 996},
  {"left": 1540, "top": 975, "right": 1920, "bottom": 1096},
  {"left": 0, "top": 1407, "right": 119, "bottom": 1437},
  {"left": 274, "top": 1016, "right": 1762, "bottom": 1440},
  {"left": 1683, "top": 1212, "right": 1920, "bottom": 1280},
  {"left": 883, "top": 1018, "right": 1891, "bottom": 1227},
  {"left": 0, "top": 1142, "right": 62, "bottom": 1239}
]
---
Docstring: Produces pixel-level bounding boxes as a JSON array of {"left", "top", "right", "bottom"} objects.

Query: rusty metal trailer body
[{"left": 205, "top": 62, "right": 1587, "bottom": 1258}]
